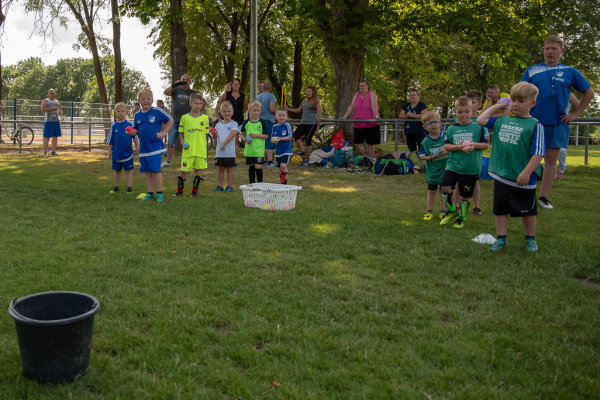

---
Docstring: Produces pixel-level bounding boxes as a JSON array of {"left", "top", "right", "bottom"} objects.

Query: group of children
[
  {"left": 418, "top": 81, "right": 544, "bottom": 252},
  {"left": 108, "top": 89, "right": 295, "bottom": 201}
]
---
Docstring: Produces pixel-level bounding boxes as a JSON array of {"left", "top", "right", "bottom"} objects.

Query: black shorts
[
  {"left": 246, "top": 157, "right": 265, "bottom": 166},
  {"left": 493, "top": 179, "right": 537, "bottom": 217},
  {"left": 427, "top": 183, "right": 441, "bottom": 191},
  {"left": 292, "top": 124, "right": 318, "bottom": 146},
  {"left": 440, "top": 170, "right": 479, "bottom": 198},
  {"left": 354, "top": 125, "right": 381, "bottom": 145},
  {"left": 276, "top": 155, "right": 291, "bottom": 166},
  {"left": 216, "top": 157, "right": 236, "bottom": 168},
  {"left": 406, "top": 133, "right": 425, "bottom": 152}
]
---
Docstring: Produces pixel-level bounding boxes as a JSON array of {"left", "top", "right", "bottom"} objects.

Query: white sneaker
[
  {"left": 538, "top": 196, "right": 553, "bottom": 209},
  {"left": 161, "top": 161, "right": 171, "bottom": 167}
]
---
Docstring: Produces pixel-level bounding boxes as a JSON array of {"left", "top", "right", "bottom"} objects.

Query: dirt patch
[{"left": 573, "top": 278, "right": 600, "bottom": 290}]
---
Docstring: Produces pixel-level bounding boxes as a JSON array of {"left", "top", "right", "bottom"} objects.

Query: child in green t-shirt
[
  {"left": 440, "top": 96, "right": 489, "bottom": 229},
  {"left": 172, "top": 93, "right": 209, "bottom": 198},
  {"left": 466, "top": 89, "right": 485, "bottom": 216},
  {"left": 241, "top": 101, "right": 268, "bottom": 183},
  {"left": 419, "top": 111, "right": 448, "bottom": 221},
  {"left": 477, "top": 82, "right": 544, "bottom": 252}
]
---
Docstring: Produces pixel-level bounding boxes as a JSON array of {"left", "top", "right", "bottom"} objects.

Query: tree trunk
[
  {"left": 291, "top": 40, "right": 303, "bottom": 108},
  {"left": 169, "top": 0, "right": 188, "bottom": 81},
  {"left": 111, "top": 0, "right": 123, "bottom": 103}
]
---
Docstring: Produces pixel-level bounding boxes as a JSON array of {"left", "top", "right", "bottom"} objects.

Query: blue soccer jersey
[
  {"left": 134, "top": 107, "right": 173, "bottom": 157},
  {"left": 521, "top": 63, "right": 591, "bottom": 126},
  {"left": 273, "top": 122, "right": 293, "bottom": 156},
  {"left": 107, "top": 120, "right": 135, "bottom": 161}
]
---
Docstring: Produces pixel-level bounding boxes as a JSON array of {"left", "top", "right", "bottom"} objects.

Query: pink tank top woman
[{"left": 353, "top": 91, "right": 378, "bottom": 129}]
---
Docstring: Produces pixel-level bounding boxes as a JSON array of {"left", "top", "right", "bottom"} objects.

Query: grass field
[{"left": 0, "top": 146, "right": 599, "bottom": 399}]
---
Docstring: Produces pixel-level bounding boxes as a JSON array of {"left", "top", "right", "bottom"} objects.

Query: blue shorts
[
  {"left": 263, "top": 120, "right": 275, "bottom": 150},
  {"left": 140, "top": 153, "right": 162, "bottom": 173},
  {"left": 167, "top": 122, "right": 180, "bottom": 147},
  {"left": 276, "top": 155, "right": 291, "bottom": 166},
  {"left": 112, "top": 157, "right": 135, "bottom": 171},
  {"left": 43, "top": 121, "right": 62, "bottom": 138},
  {"left": 543, "top": 124, "right": 570, "bottom": 149}
]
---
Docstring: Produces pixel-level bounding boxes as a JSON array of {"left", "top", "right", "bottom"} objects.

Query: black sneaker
[
  {"left": 190, "top": 192, "right": 198, "bottom": 197},
  {"left": 473, "top": 206, "right": 482, "bottom": 216},
  {"left": 172, "top": 192, "right": 183, "bottom": 197},
  {"left": 538, "top": 196, "right": 553, "bottom": 209}
]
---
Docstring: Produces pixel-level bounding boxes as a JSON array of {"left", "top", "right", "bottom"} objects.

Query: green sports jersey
[
  {"left": 179, "top": 113, "right": 209, "bottom": 158},
  {"left": 420, "top": 134, "right": 448, "bottom": 185},
  {"left": 444, "top": 122, "right": 487, "bottom": 175},
  {"left": 489, "top": 116, "right": 543, "bottom": 186},
  {"left": 241, "top": 119, "right": 267, "bottom": 157}
]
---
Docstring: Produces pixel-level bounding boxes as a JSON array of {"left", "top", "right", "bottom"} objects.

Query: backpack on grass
[{"left": 373, "top": 156, "right": 413, "bottom": 175}]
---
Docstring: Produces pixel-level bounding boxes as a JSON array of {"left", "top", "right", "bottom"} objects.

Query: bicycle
[{"left": 1, "top": 122, "right": 35, "bottom": 145}]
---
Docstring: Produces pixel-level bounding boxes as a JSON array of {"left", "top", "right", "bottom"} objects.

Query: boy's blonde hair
[
  {"left": 421, "top": 110, "right": 440, "bottom": 125},
  {"left": 137, "top": 88, "right": 153, "bottom": 100},
  {"left": 545, "top": 35, "right": 564, "bottom": 48},
  {"left": 465, "top": 90, "right": 482, "bottom": 104},
  {"left": 190, "top": 92, "right": 203, "bottom": 101},
  {"left": 276, "top": 107, "right": 287, "bottom": 114},
  {"left": 248, "top": 100, "right": 261, "bottom": 110},
  {"left": 220, "top": 101, "right": 233, "bottom": 113},
  {"left": 454, "top": 96, "right": 472, "bottom": 109},
  {"left": 114, "top": 102, "right": 127, "bottom": 112},
  {"left": 510, "top": 81, "right": 539, "bottom": 101}
]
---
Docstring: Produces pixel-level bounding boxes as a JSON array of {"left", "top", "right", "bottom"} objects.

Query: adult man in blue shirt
[{"left": 521, "top": 35, "right": 594, "bottom": 209}]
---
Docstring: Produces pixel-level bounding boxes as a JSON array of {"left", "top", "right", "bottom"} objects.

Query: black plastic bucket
[{"left": 8, "top": 291, "right": 100, "bottom": 383}]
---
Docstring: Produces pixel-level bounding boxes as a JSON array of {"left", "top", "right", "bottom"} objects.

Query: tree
[{"left": 111, "top": 0, "right": 123, "bottom": 102}]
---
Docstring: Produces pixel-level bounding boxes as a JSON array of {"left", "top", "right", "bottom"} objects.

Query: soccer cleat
[
  {"left": 490, "top": 238, "right": 506, "bottom": 252},
  {"left": 172, "top": 191, "right": 183, "bottom": 197},
  {"left": 555, "top": 171, "right": 564, "bottom": 179},
  {"left": 43, "top": 152, "right": 48, "bottom": 157},
  {"left": 212, "top": 186, "right": 224, "bottom": 192},
  {"left": 136, "top": 192, "right": 147, "bottom": 199},
  {"left": 51, "top": 151, "right": 58, "bottom": 156},
  {"left": 525, "top": 238, "right": 538, "bottom": 252},
  {"left": 224, "top": 186, "right": 234, "bottom": 192},
  {"left": 440, "top": 211, "right": 457, "bottom": 225},
  {"left": 423, "top": 213, "right": 433, "bottom": 221},
  {"left": 473, "top": 206, "right": 482, "bottom": 216},
  {"left": 126, "top": 190, "right": 134, "bottom": 195},
  {"left": 190, "top": 192, "right": 198, "bottom": 197},
  {"left": 452, "top": 219, "right": 465, "bottom": 229},
  {"left": 161, "top": 160, "right": 171, "bottom": 167},
  {"left": 141, "top": 193, "right": 154, "bottom": 201},
  {"left": 110, "top": 189, "right": 119, "bottom": 194},
  {"left": 156, "top": 193, "right": 164, "bottom": 202},
  {"left": 538, "top": 196, "right": 553, "bottom": 209}
]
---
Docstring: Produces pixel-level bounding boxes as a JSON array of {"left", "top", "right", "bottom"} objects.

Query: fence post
[
  {"left": 71, "top": 102, "right": 74, "bottom": 144},
  {"left": 394, "top": 120, "right": 399, "bottom": 152},
  {"left": 584, "top": 124, "right": 589, "bottom": 165},
  {"left": 88, "top": 118, "right": 92, "bottom": 152},
  {"left": 13, "top": 98, "right": 17, "bottom": 132}
]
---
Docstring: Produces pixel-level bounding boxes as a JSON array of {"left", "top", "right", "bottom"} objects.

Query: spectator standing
[
  {"left": 341, "top": 80, "right": 379, "bottom": 158},
  {"left": 399, "top": 89, "right": 427, "bottom": 152},
  {"left": 41, "top": 88, "right": 63, "bottom": 157},
  {"left": 521, "top": 35, "right": 594, "bottom": 209},
  {"left": 215, "top": 78, "right": 248, "bottom": 161},
  {"left": 288, "top": 86, "right": 322, "bottom": 161},
  {"left": 256, "top": 81, "right": 277, "bottom": 167}
]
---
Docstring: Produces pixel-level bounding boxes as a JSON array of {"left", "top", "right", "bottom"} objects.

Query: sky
[{"left": 1, "top": 2, "right": 167, "bottom": 102}]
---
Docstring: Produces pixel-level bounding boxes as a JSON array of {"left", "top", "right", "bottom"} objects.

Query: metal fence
[{"left": 2, "top": 97, "right": 599, "bottom": 164}]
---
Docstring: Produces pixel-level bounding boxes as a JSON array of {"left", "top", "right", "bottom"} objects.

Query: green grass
[{"left": 0, "top": 146, "right": 599, "bottom": 399}]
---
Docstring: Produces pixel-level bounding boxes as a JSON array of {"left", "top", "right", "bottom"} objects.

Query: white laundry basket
[{"left": 239, "top": 183, "right": 302, "bottom": 211}]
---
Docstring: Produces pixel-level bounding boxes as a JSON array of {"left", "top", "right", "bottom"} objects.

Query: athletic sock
[
  {"left": 148, "top": 192, "right": 154, "bottom": 197},
  {"left": 177, "top": 176, "right": 185, "bottom": 194},
  {"left": 443, "top": 192, "right": 454, "bottom": 211},
  {"left": 157, "top": 191, "right": 162, "bottom": 195},
  {"left": 112, "top": 186, "right": 119, "bottom": 192},
  {"left": 127, "top": 187, "right": 133, "bottom": 192},
  {"left": 256, "top": 168, "right": 263, "bottom": 182},
  {"left": 280, "top": 171, "right": 288, "bottom": 184},
  {"left": 249, "top": 165, "right": 256, "bottom": 184},
  {"left": 525, "top": 235, "right": 535, "bottom": 240}
]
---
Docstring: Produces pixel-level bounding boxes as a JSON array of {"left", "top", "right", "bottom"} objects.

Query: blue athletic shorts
[
  {"left": 543, "top": 124, "right": 570, "bottom": 149},
  {"left": 140, "top": 153, "right": 162, "bottom": 173},
  {"left": 167, "top": 122, "right": 180, "bottom": 147},
  {"left": 43, "top": 121, "right": 62, "bottom": 138},
  {"left": 112, "top": 158, "right": 135, "bottom": 171},
  {"left": 276, "top": 154, "right": 291, "bottom": 166}
]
